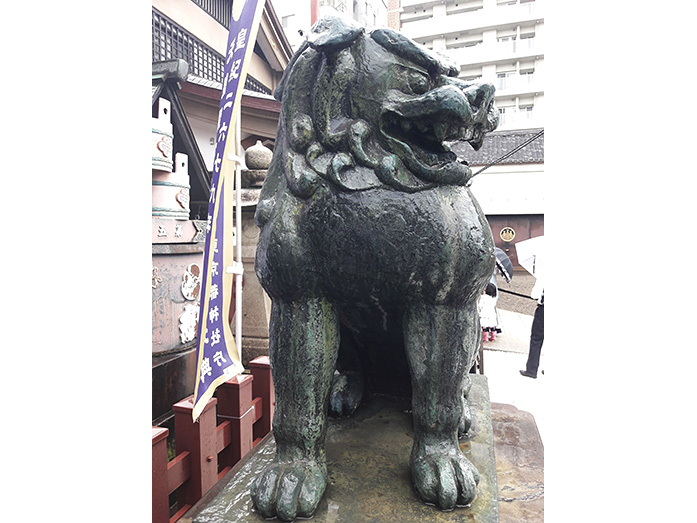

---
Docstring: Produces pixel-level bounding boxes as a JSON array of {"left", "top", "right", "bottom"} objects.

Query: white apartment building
[
  {"left": 395, "top": 0, "right": 544, "bottom": 131},
  {"left": 276, "top": 0, "right": 388, "bottom": 52}
]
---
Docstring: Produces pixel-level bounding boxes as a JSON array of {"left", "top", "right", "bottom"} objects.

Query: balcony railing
[
  {"left": 496, "top": 107, "right": 538, "bottom": 128},
  {"left": 448, "top": 38, "right": 541, "bottom": 69},
  {"left": 497, "top": 0, "right": 537, "bottom": 13},
  {"left": 496, "top": 72, "right": 535, "bottom": 91},
  {"left": 153, "top": 9, "right": 225, "bottom": 84},
  {"left": 403, "top": 0, "right": 542, "bottom": 40},
  {"left": 401, "top": 0, "right": 443, "bottom": 8},
  {"left": 497, "top": 36, "right": 536, "bottom": 53},
  {"left": 152, "top": 9, "right": 271, "bottom": 95},
  {"left": 191, "top": 0, "right": 232, "bottom": 29}
]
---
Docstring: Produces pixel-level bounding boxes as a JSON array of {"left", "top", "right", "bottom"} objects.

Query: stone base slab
[
  {"left": 491, "top": 403, "right": 544, "bottom": 522},
  {"left": 184, "top": 374, "right": 501, "bottom": 522}
]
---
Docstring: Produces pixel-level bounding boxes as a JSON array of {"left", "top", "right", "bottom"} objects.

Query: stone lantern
[
  {"left": 242, "top": 140, "right": 272, "bottom": 187},
  {"left": 236, "top": 140, "right": 273, "bottom": 365}
]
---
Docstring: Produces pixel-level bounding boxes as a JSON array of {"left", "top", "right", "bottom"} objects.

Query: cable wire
[{"left": 470, "top": 129, "right": 544, "bottom": 178}]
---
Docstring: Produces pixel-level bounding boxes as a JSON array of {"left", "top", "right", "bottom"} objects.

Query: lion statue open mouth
[{"left": 252, "top": 15, "right": 499, "bottom": 521}]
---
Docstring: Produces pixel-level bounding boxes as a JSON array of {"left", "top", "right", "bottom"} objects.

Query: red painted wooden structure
[{"left": 152, "top": 356, "right": 274, "bottom": 523}]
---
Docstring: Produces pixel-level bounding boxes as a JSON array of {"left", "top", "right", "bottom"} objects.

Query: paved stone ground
[{"left": 494, "top": 270, "right": 538, "bottom": 317}]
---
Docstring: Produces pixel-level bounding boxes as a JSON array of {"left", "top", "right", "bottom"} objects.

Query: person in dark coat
[{"left": 520, "top": 289, "right": 544, "bottom": 378}]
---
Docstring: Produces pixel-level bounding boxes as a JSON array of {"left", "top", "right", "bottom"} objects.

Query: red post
[
  {"left": 311, "top": 0, "right": 319, "bottom": 25},
  {"left": 152, "top": 427, "right": 170, "bottom": 523},
  {"left": 173, "top": 396, "right": 218, "bottom": 508},
  {"left": 216, "top": 374, "right": 255, "bottom": 471},
  {"left": 249, "top": 356, "right": 274, "bottom": 443}
]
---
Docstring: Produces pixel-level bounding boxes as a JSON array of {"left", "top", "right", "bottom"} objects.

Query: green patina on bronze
[{"left": 252, "top": 15, "right": 499, "bottom": 521}]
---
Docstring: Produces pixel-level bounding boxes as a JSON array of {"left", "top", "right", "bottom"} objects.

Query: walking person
[{"left": 520, "top": 288, "right": 543, "bottom": 378}]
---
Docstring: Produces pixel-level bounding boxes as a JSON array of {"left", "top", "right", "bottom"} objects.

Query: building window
[
  {"left": 520, "top": 70, "right": 535, "bottom": 85},
  {"left": 498, "top": 106, "right": 506, "bottom": 124},
  {"left": 519, "top": 105, "right": 534, "bottom": 119},
  {"left": 519, "top": 34, "right": 535, "bottom": 50},
  {"left": 497, "top": 35, "right": 516, "bottom": 52},
  {"left": 498, "top": 106, "right": 512, "bottom": 124},
  {"left": 496, "top": 71, "right": 515, "bottom": 90}
]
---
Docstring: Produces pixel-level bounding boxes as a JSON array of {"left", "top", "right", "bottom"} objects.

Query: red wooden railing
[{"left": 152, "top": 356, "right": 274, "bottom": 523}]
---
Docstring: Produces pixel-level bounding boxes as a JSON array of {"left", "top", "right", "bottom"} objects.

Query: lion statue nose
[
  {"left": 451, "top": 80, "right": 499, "bottom": 149},
  {"left": 448, "top": 80, "right": 496, "bottom": 121}
]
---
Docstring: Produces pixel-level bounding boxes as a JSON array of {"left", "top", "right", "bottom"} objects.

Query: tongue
[{"left": 410, "top": 140, "right": 457, "bottom": 166}]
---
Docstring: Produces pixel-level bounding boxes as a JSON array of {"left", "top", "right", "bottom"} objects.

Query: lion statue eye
[{"left": 408, "top": 73, "right": 430, "bottom": 95}]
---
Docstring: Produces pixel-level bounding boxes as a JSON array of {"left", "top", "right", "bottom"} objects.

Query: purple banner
[{"left": 192, "top": 0, "right": 266, "bottom": 422}]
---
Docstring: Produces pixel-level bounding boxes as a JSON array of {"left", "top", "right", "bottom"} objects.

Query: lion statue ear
[
  {"left": 275, "top": 16, "right": 363, "bottom": 102},
  {"left": 307, "top": 15, "right": 364, "bottom": 53}
]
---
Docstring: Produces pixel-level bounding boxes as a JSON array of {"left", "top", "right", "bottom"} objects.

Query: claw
[
  {"left": 251, "top": 460, "right": 327, "bottom": 522},
  {"left": 436, "top": 460, "right": 458, "bottom": 509},
  {"left": 411, "top": 444, "right": 479, "bottom": 511},
  {"left": 276, "top": 470, "right": 303, "bottom": 521}
]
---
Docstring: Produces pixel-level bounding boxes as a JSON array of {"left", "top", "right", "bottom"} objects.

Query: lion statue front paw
[
  {"left": 250, "top": 459, "right": 327, "bottom": 521},
  {"left": 411, "top": 442, "right": 480, "bottom": 510}
]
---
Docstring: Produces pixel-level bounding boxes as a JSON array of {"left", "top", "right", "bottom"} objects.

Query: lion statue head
[{"left": 256, "top": 16, "right": 498, "bottom": 225}]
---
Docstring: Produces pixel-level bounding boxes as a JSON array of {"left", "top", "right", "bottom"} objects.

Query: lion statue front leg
[
  {"left": 404, "top": 301, "right": 481, "bottom": 509},
  {"left": 250, "top": 298, "right": 340, "bottom": 521}
]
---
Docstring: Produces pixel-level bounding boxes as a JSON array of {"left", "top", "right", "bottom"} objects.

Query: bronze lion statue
[{"left": 251, "top": 15, "right": 499, "bottom": 521}]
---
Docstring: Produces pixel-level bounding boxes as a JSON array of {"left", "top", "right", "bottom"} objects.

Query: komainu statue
[{"left": 251, "top": 15, "right": 499, "bottom": 521}]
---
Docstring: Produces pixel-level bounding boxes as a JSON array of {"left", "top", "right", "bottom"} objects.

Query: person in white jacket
[{"left": 478, "top": 281, "right": 500, "bottom": 342}]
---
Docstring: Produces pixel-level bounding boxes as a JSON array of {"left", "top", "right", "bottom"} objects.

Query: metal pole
[{"left": 235, "top": 113, "right": 243, "bottom": 363}]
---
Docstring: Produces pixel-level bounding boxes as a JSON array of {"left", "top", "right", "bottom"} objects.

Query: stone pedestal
[{"left": 183, "top": 375, "right": 500, "bottom": 522}]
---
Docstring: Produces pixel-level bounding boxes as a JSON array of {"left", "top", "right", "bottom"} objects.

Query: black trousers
[{"left": 525, "top": 304, "right": 544, "bottom": 375}]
